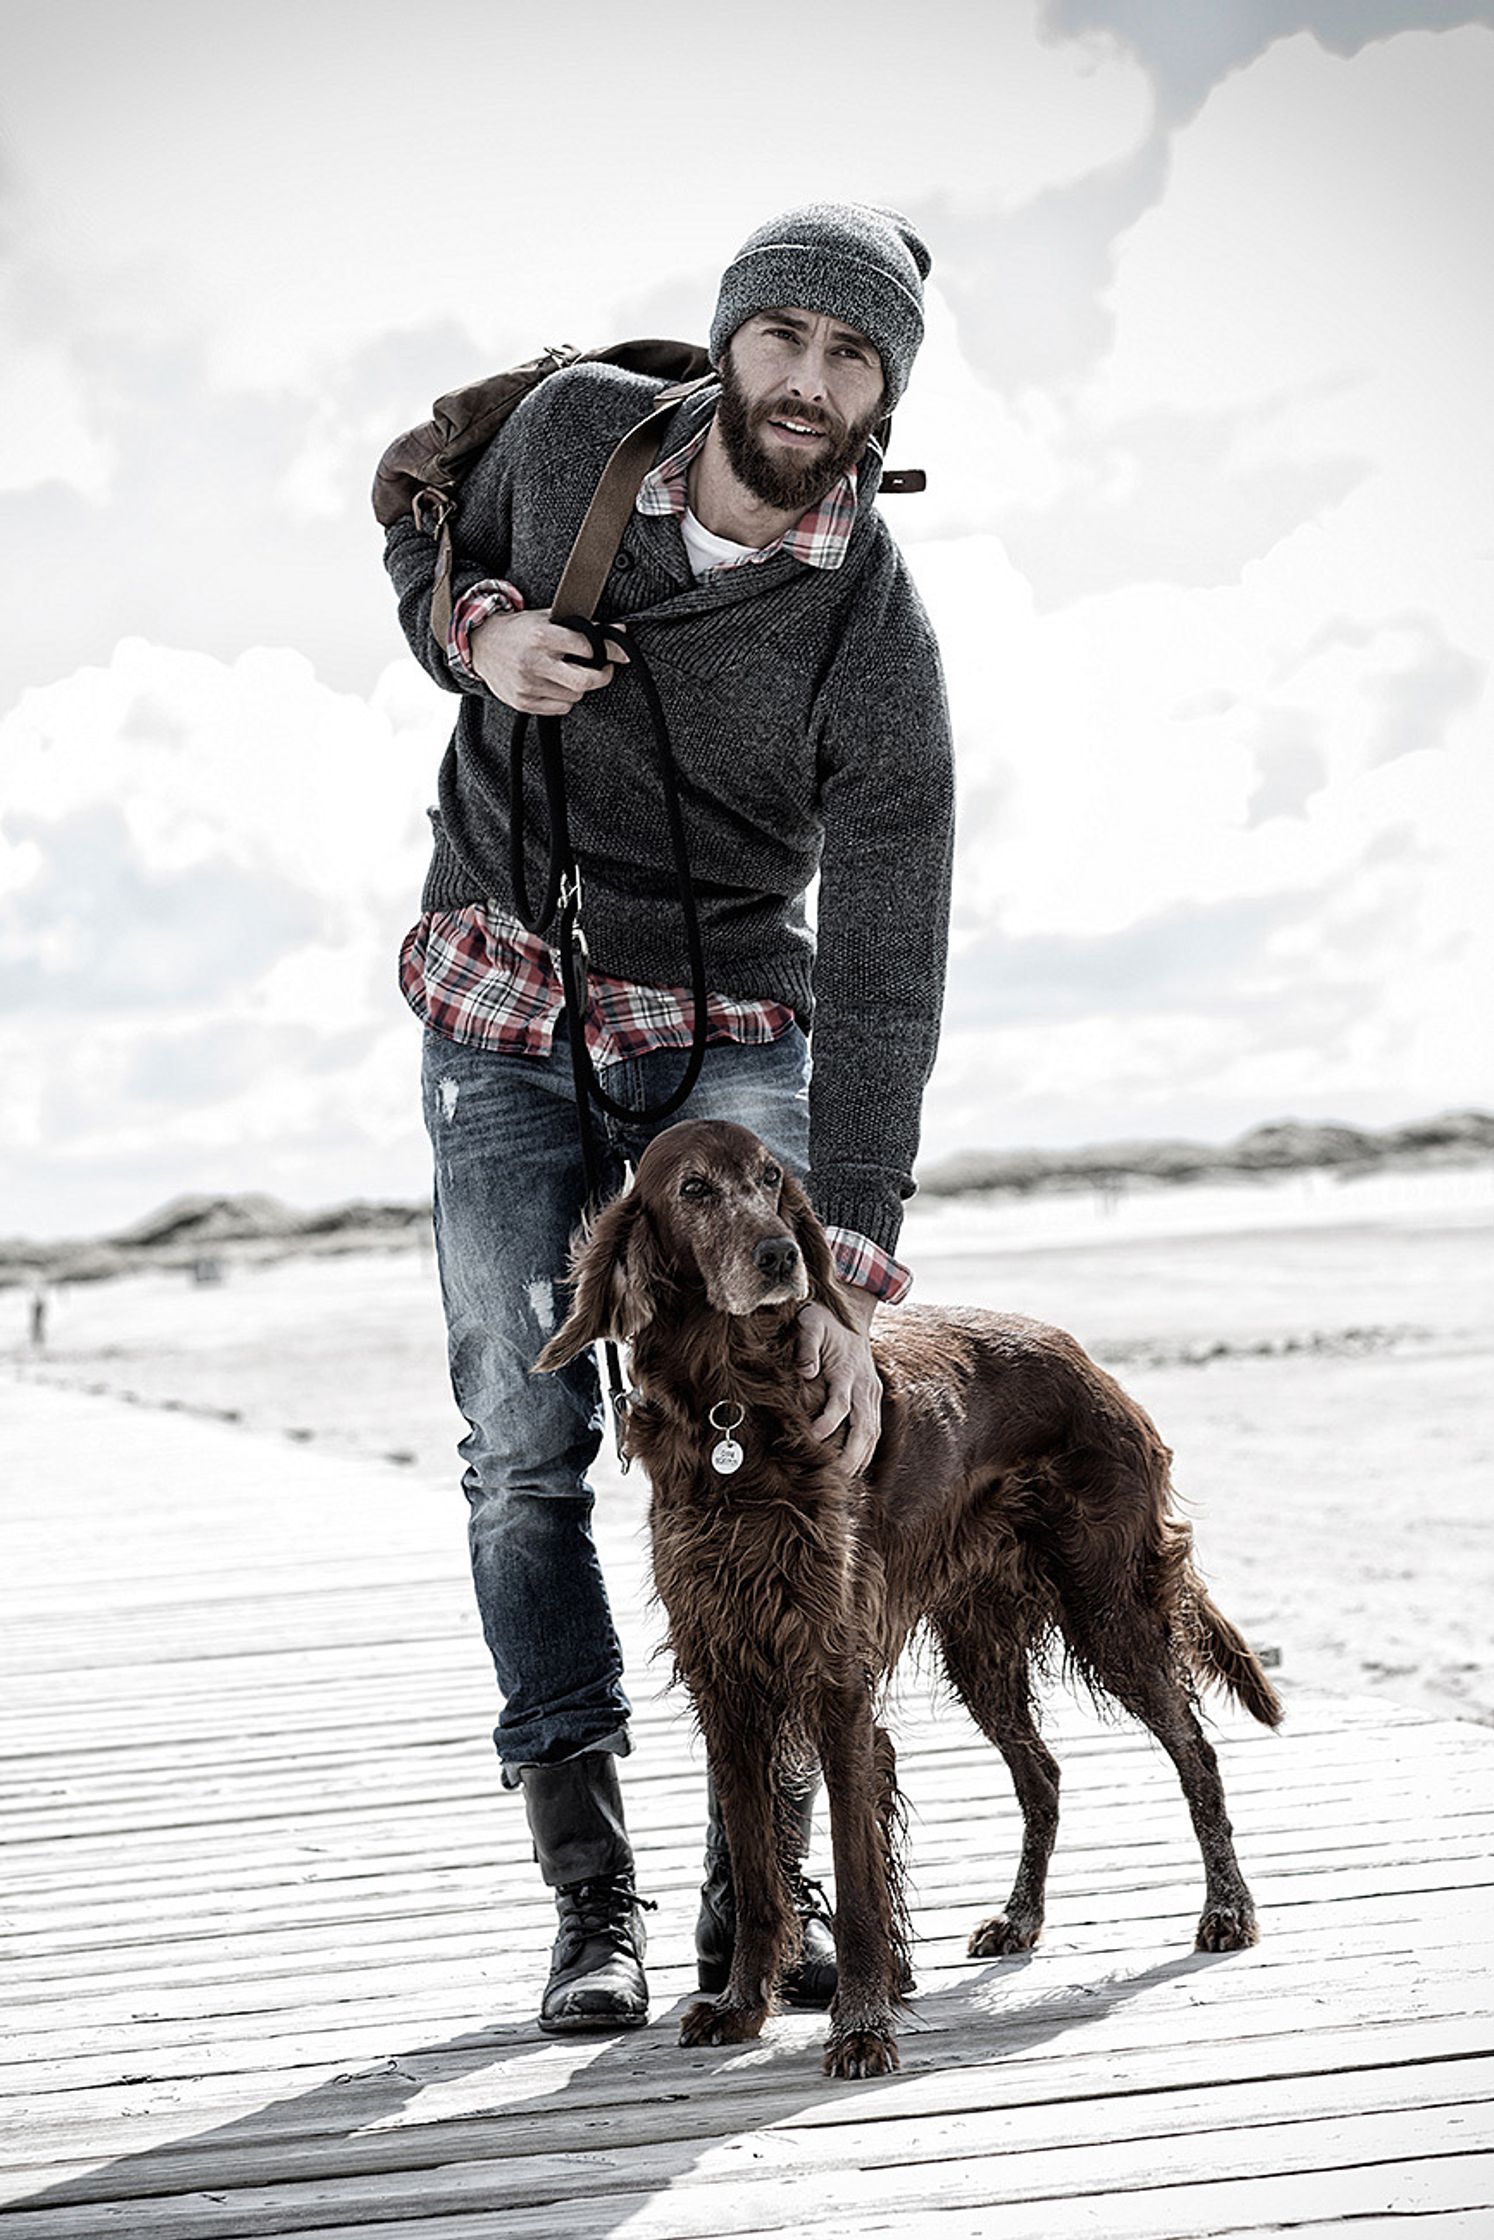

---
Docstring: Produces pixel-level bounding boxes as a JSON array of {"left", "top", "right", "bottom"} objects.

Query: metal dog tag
[{"left": 708, "top": 1399, "right": 745, "bottom": 1476}]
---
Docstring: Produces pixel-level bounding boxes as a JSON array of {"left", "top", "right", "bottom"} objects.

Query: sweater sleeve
[
  {"left": 806, "top": 557, "right": 955, "bottom": 1259},
  {"left": 381, "top": 409, "right": 522, "bottom": 697}
]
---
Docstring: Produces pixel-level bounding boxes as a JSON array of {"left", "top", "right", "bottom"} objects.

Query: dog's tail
[{"left": 1186, "top": 1574, "right": 1283, "bottom": 1728}]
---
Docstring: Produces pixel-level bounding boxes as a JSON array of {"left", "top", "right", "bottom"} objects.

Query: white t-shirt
[{"left": 680, "top": 506, "right": 764, "bottom": 579}]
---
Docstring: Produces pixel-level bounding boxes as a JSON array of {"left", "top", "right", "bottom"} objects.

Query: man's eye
[{"left": 681, "top": 1176, "right": 713, "bottom": 1199}]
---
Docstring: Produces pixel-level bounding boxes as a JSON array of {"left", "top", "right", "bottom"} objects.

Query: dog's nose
[{"left": 754, "top": 1235, "right": 800, "bottom": 1281}]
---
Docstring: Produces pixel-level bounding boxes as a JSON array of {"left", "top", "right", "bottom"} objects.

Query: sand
[{"left": 5, "top": 1160, "right": 1491, "bottom": 1725}]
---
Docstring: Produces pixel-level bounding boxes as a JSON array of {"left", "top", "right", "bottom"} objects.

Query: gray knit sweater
[{"left": 385, "top": 363, "right": 955, "bottom": 1257}]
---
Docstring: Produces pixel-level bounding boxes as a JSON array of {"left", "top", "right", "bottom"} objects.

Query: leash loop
[
  {"left": 511, "top": 616, "right": 711, "bottom": 1128},
  {"left": 554, "top": 614, "right": 620, "bottom": 672},
  {"left": 506, "top": 612, "right": 713, "bottom": 1462}
]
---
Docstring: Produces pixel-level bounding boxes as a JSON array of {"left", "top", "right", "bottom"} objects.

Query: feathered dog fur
[{"left": 536, "top": 1119, "right": 1281, "bottom": 2079}]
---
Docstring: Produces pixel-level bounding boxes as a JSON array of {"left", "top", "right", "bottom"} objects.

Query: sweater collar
[
  {"left": 638, "top": 414, "right": 867, "bottom": 574},
  {"left": 649, "top": 382, "right": 888, "bottom": 547}
]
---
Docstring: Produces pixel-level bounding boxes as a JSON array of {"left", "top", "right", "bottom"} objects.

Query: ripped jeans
[{"left": 420, "top": 1016, "right": 812, "bottom": 1781}]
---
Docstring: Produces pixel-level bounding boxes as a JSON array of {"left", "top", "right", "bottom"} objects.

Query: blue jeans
[{"left": 421, "top": 1017, "right": 813, "bottom": 1782}]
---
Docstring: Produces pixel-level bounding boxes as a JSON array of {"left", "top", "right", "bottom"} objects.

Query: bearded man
[{"left": 384, "top": 202, "right": 955, "bottom": 2034}]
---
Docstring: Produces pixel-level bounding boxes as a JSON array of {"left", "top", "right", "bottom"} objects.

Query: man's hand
[
  {"left": 470, "top": 608, "right": 629, "bottom": 716},
  {"left": 796, "top": 1286, "right": 882, "bottom": 1478}
]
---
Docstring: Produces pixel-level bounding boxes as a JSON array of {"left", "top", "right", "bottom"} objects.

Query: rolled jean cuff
[{"left": 499, "top": 1725, "right": 633, "bottom": 1790}]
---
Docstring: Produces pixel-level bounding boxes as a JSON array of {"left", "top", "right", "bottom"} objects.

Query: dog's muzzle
[{"left": 753, "top": 1235, "right": 800, "bottom": 1283}]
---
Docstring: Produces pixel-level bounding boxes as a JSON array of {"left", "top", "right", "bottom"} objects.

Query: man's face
[{"left": 717, "top": 308, "right": 886, "bottom": 513}]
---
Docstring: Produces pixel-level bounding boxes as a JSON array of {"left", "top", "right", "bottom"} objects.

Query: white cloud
[
  {"left": 1090, "top": 28, "right": 1494, "bottom": 524},
  {"left": 0, "top": 0, "right": 1151, "bottom": 403},
  {"left": 907, "top": 26, "right": 1494, "bottom": 1159},
  {"left": 0, "top": 640, "right": 447, "bottom": 1227},
  {"left": 0, "top": 335, "right": 111, "bottom": 500}
]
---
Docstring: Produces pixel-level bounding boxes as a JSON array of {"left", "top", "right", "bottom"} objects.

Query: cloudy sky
[{"left": 2, "top": 0, "right": 1491, "bottom": 1236}]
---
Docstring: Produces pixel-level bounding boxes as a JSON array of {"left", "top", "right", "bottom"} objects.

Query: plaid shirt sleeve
[
  {"left": 448, "top": 579, "right": 526, "bottom": 683},
  {"left": 825, "top": 1226, "right": 912, "bottom": 1306}
]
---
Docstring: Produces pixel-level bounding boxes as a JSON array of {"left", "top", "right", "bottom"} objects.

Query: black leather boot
[
  {"left": 519, "top": 1751, "right": 652, "bottom": 2034},
  {"left": 695, "top": 1768, "right": 838, "bottom": 2009}
]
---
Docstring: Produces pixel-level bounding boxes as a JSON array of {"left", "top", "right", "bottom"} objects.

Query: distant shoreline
[
  {"left": 916, "top": 1109, "right": 1494, "bottom": 1197},
  {"left": 3, "top": 1107, "right": 1490, "bottom": 1289}
]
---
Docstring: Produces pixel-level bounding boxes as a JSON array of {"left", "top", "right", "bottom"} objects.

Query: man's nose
[
  {"left": 788, "top": 351, "right": 830, "bottom": 401},
  {"left": 753, "top": 1235, "right": 800, "bottom": 1281}
]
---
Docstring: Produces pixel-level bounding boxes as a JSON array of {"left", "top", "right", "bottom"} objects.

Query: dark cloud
[
  {"left": 0, "top": 804, "right": 320, "bottom": 1011},
  {"left": 114, "top": 1019, "right": 371, "bottom": 1106},
  {"left": 999, "top": 395, "right": 1370, "bottom": 607},
  {"left": 941, "top": 849, "right": 1431, "bottom": 1056},
  {"left": 1284, "top": 614, "right": 1487, "bottom": 766},
  {"left": 945, "top": 892, "right": 1305, "bottom": 1027},
  {"left": 904, "top": 140, "right": 1166, "bottom": 397},
  {"left": 1247, "top": 711, "right": 1327, "bottom": 824},
  {"left": 0, "top": 318, "right": 514, "bottom": 713},
  {"left": 1370, "top": 633, "right": 1486, "bottom": 764},
  {"left": 1042, "top": 0, "right": 1494, "bottom": 124}
]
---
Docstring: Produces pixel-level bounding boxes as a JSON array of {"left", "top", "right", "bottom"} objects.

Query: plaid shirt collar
[{"left": 636, "top": 413, "right": 864, "bottom": 572}]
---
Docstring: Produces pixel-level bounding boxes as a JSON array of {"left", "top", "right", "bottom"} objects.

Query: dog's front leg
[
  {"left": 678, "top": 1701, "right": 796, "bottom": 2049},
  {"left": 815, "top": 1681, "right": 903, "bottom": 2080}
]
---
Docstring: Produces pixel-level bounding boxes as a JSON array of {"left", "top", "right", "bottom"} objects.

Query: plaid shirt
[{"left": 402, "top": 411, "right": 909, "bottom": 1303}]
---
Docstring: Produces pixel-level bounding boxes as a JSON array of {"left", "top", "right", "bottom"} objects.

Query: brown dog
[{"left": 537, "top": 1119, "right": 1281, "bottom": 2079}]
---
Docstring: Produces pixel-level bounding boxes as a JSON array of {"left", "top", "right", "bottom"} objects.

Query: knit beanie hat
[{"left": 709, "top": 202, "right": 931, "bottom": 408}]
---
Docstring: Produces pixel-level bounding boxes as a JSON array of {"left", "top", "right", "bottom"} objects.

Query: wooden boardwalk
[{"left": 3, "top": 1375, "right": 1493, "bottom": 2236}]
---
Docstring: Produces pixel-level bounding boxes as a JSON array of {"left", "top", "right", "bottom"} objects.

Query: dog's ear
[
  {"left": 533, "top": 1188, "right": 662, "bottom": 1371},
  {"left": 780, "top": 1169, "right": 855, "bottom": 1329}
]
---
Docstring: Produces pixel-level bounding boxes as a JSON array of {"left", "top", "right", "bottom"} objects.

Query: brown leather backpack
[
  {"left": 372, "top": 340, "right": 714, "bottom": 646},
  {"left": 372, "top": 337, "right": 923, "bottom": 646}
]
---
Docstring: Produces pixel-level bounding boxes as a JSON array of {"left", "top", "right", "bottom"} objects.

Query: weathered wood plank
[
  {"left": 10, "top": 1932, "right": 1494, "bottom": 2062},
  {"left": 0, "top": 2103, "right": 1487, "bottom": 2238},
  {"left": 8, "top": 1738, "right": 1479, "bottom": 1842},
  {"left": 10, "top": 1884, "right": 1487, "bottom": 2018},
  {"left": 4, "top": 2052, "right": 1492, "bottom": 2217},
  {"left": 8, "top": 1800, "right": 1489, "bottom": 1948},
  {"left": 3, "top": 2014, "right": 1487, "bottom": 2179},
  {"left": 8, "top": 1959, "right": 1491, "bottom": 2098}
]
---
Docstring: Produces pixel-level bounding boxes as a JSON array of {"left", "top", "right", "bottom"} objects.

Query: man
[{"left": 384, "top": 202, "right": 954, "bottom": 2034}]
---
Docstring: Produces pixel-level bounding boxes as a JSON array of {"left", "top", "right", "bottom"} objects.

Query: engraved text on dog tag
[{"left": 710, "top": 1436, "right": 744, "bottom": 1476}]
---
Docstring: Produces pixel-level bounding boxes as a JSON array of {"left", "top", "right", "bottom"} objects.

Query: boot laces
[
  {"left": 559, "top": 1877, "right": 657, "bottom": 1941},
  {"left": 789, "top": 1870, "right": 834, "bottom": 1928}
]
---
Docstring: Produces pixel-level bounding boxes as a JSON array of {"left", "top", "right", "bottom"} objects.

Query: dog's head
[{"left": 534, "top": 1119, "right": 845, "bottom": 1370}]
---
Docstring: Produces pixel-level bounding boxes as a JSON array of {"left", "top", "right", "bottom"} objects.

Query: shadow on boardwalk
[{"left": 2, "top": 1954, "right": 1230, "bottom": 2235}]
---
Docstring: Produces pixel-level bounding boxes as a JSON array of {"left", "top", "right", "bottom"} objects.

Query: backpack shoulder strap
[
  {"left": 550, "top": 372, "right": 716, "bottom": 623},
  {"left": 373, "top": 341, "right": 714, "bottom": 648}
]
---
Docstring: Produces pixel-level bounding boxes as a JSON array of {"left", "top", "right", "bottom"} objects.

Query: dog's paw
[
  {"left": 823, "top": 2024, "right": 900, "bottom": 2080},
  {"left": 678, "top": 1996, "right": 765, "bottom": 2048},
  {"left": 1195, "top": 1903, "right": 1259, "bottom": 1952},
  {"left": 967, "top": 1911, "right": 1042, "bottom": 1958}
]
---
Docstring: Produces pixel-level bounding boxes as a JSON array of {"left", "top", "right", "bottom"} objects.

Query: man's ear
[
  {"left": 780, "top": 1170, "right": 854, "bottom": 1329},
  {"left": 533, "top": 1188, "right": 660, "bottom": 1372}
]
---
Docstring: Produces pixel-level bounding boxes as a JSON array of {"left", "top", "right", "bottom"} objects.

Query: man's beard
[{"left": 715, "top": 355, "right": 882, "bottom": 513}]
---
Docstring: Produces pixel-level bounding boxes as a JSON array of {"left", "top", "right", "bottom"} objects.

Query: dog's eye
[
  {"left": 680, "top": 1175, "right": 714, "bottom": 1199},
  {"left": 762, "top": 1164, "right": 781, "bottom": 1187}
]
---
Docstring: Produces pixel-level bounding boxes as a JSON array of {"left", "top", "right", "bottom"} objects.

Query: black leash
[{"left": 508, "top": 615, "right": 710, "bottom": 1462}]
